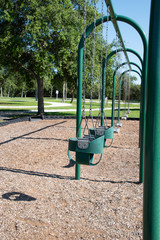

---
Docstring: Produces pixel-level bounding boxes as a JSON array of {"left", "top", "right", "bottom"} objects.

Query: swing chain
[
  {"left": 90, "top": 0, "right": 97, "bottom": 117},
  {"left": 82, "top": 0, "right": 87, "bottom": 118},
  {"left": 100, "top": 0, "right": 104, "bottom": 108},
  {"left": 128, "top": 71, "right": 131, "bottom": 111},
  {"left": 103, "top": 6, "right": 110, "bottom": 127}
]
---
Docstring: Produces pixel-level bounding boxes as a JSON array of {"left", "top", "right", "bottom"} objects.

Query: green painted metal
[
  {"left": 104, "top": 126, "right": 114, "bottom": 139},
  {"left": 77, "top": 18, "right": 144, "bottom": 135},
  {"left": 75, "top": 161, "right": 80, "bottom": 180},
  {"left": 89, "top": 126, "right": 114, "bottom": 148},
  {"left": 118, "top": 76, "right": 121, "bottom": 123},
  {"left": 76, "top": 15, "right": 147, "bottom": 180},
  {"left": 76, "top": 16, "right": 111, "bottom": 179},
  {"left": 143, "top": 0, "right": 160, "bottom": 239},
  {"left": 76, "top": 16, "right": 111, "bottom": 180},
  {"left": 118, "top": 61, "right": 142, "bottom": 74},
  {"left": 102, "top": 60, "right": 141, "bottom": 127},
  {"left": 101, "top": 16, "right": 147, "bottom": 183},
  {"left": 123, "top": 69, "right": 141, "bottom": 78},
  {"left": 101, "top": 48, "right": 142, "bottom": 127},
  {"left": 111, "top": 63, "right": 142, "bottom": 127},
  {"left": 105, "top": 0, "right": 131, "bottom": 70},
  {"left": 113, "top": 62, "right": 142, "bottom": 123},
  {"left": 112, "top": 68, "right": 117, "bottom": 126},
  {"left": 68, "top": 135, "right": 104, "bottom": 165},
  {"left": 115, "top": 15, "right": 148, "bottom": 183},
  {"left": 117, "top": 69, "right": 142, "bottom": 122}
]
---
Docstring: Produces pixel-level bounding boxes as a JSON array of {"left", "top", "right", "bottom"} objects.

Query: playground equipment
[
  {"left": 100, "top": 13, "right": 147, "bottom": 183},
  {"left": 89, "top": 1, "right": 113, "bottom": 149},
  {"left": 143, "top": 0, "right": 160, "bottom": 238},
  {"left": 68, "top": 0, "right": 160, "bottom": 238},
  {"left": 102, "top": 48, "right": 143, "bottom": 145},
  {"left": 102, "top": 48, "right": 143, "bottom": 127},
  {"left": 111, "top": 62, "right": 142, "bottom": 124},
  {"left": 68, "top": 0, "right": 147, "bottom": 183},
  {"left": 68, "top": 0, "right": 108, "bottom": 174},
  {"left": 112, "top": 63, "right": 140, "bottom": 131},
  {"left": 117, "top": 68, "right": 142, "bottom": 125}
]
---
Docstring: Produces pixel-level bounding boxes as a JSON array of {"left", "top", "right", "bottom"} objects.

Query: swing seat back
[
  {"left": 68, "top": 135, "right": 104, "bottom": 165},
  {"left": 104, "top": 126, "right": 114, "bottom": 139},
  {"left": 89, "top": 126, "right": 105, "bottom": 136}
]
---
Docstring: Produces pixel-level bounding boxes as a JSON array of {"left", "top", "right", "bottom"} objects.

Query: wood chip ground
[{"left": 0, "top": 119, "right": 142, "bottom": 240}]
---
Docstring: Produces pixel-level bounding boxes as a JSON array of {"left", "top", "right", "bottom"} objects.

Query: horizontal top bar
[{"left": 104, "top": 0, "right": 131, "bottom": 70}]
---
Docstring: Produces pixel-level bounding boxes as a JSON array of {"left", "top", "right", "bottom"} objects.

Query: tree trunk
[
  {"left": 37, "top": 77, "right": 44, "bottom": 115},
  {"left": 62, "top": 81, "right": 67, "bottom": 102},
  {"left": 70, "top": 90, "right": 74, "bottom": 103},
  {"left": 98, "top": 87, "right": 101, "bottom": 102},
  {"left": 25, "top": 88, "right": 27, "bottom": 98},
  {"left": 21, "top": 88, "right": 24, "bottom": 98},
  {"left": 50, "top": 86, "right": 53, "bottom": 98},
  {"left": 62, "top": 81, "right": 65, "bottom": 103},
  {"left": 65, "top": 81, "right": 67, "bottom": 100},
  {"left": 1, "top": 87, "right": 3, "bottom": 97}
]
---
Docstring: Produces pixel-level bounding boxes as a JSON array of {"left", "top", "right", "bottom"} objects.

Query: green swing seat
[
  {"left": 68, "top": 134, "right": 104, "bottom": 165},
  {"left": 89, "top": 126, "right": 114, "bottom": 148}
]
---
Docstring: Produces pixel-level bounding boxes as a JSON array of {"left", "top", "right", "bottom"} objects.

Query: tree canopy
[{"left": 0, "top": 0, "right": 125, "bottom": 113}]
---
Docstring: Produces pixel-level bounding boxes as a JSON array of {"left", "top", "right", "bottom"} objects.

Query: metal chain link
[
  {"left": 100, "top": 0, "right": 104, "bottom": 113},
  {"left": 105, "top": 7, "right": 109, "bottom": 62},
  {"left": 128, "top": 71, "right": 131, "bottom": 110},
  {"left": 103, "top": 6, "right": 110, "bottom": 126},
  {"left": 82, "top": 0, "right": 87, "bottom": 118},
  {"left": 89, "top": 0, "right": 96, "bottom": 117}
]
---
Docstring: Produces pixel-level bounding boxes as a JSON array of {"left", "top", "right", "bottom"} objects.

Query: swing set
[
  {"left": 67, "top": 0, "right": 160, "bottom": 238},
  {"left": 68, "top": 0, "right": 147, "bottom": 182}
]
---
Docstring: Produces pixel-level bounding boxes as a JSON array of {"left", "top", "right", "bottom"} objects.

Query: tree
[
  {"left": 130, "top": 84, "right": 141, "bottom": 101},
  {"left": 0, "top": 0, "right": 83, "bottom": 114},
  {"left": 0, "top": 67, "right": 7, "bottom": 97},
  {"left": 0, "top": 0, "right": 120, "bottom": 111}
]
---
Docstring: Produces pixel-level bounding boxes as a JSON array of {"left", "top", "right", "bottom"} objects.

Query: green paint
[
  {"left": 143, "top": 0, "right": 160, "bottom": 238},
  {"left": 76, "top": 13, "right": 147, "bottom": 181}
]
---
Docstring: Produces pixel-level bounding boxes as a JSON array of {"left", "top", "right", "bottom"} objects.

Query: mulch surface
[{"left": 0, "top": 118, "right": 142, "bottom": 239}]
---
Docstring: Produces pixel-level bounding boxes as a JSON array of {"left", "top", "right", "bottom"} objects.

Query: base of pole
[{"left": 75, "top": 163, "right": 81, "bottom": 180}]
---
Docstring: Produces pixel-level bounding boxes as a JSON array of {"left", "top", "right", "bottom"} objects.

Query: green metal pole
[
  {"left": 101, "top": 60, "right": 106, "bottom": 126},
  {"left": 118, "top": 76, "right": 121, "bottom": 123},
  {"left": 102, "top": 49, "right": 142, "bottom": 126},
  {"left": 76, "top": 16, "right": 111, "bottom": 180},
  {"left": 76, "top": 37, "right": 84, "bottom": 180},
  {"left": 120, "top": 70, "right": 141, "bottom": 81},
  {"left": 114, "top": 61, "right": 142, "bottom": 74},
  {"left": 105, "top": 0, "right": 131, "bottom": 70},
  {"left": 118, "top": 69, "right": 142, "bottom": 122},
  {"left": 115, "top": 15, "right": 148, "bottom": 183},
  {"left": 77, "top": 15, "right": 147, "bottom": 182},
  {"left": 143, "top": 0, "right": 160, "bottom": 239},
  {"left": 113, "top": 63, "right": 142, "bottom": 123},
  {"left": 102, "top": 15, "right": 147, "bottom": 183},
  {"left": 111, "top": 70, "right": 117, "bottom": 127},
  {"left": 112, "top": 66, "right": 141, "bottom": 125}
]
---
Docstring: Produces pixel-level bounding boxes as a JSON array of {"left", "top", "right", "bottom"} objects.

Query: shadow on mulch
[
  {"left": 0, "top": 166, "right": 140, "bottom": 184},
  {"left": 2, "top": 192, "right": 36, "bottom": 201},
  {"left": 0, "top": 166, "right": 74, "bottom": 180},
  {"left": 0, "top": 121, "right": 67, "bottom": 146}
]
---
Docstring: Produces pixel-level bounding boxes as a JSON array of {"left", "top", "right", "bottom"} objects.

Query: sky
[{"left": 97, "top": 0, "right": 151, "bottom": 84}]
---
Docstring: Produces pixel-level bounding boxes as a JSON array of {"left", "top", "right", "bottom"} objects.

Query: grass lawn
[{"left": 0, "top": 97, "right": 140, "bottom": 119}]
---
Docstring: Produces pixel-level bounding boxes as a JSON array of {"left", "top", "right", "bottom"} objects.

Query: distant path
[
  {"left": 0, "top": 101, "right": 72, "bottom": 109},
  {"left": 0, "top": 101, "right": 139, "bottom": 113}
]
